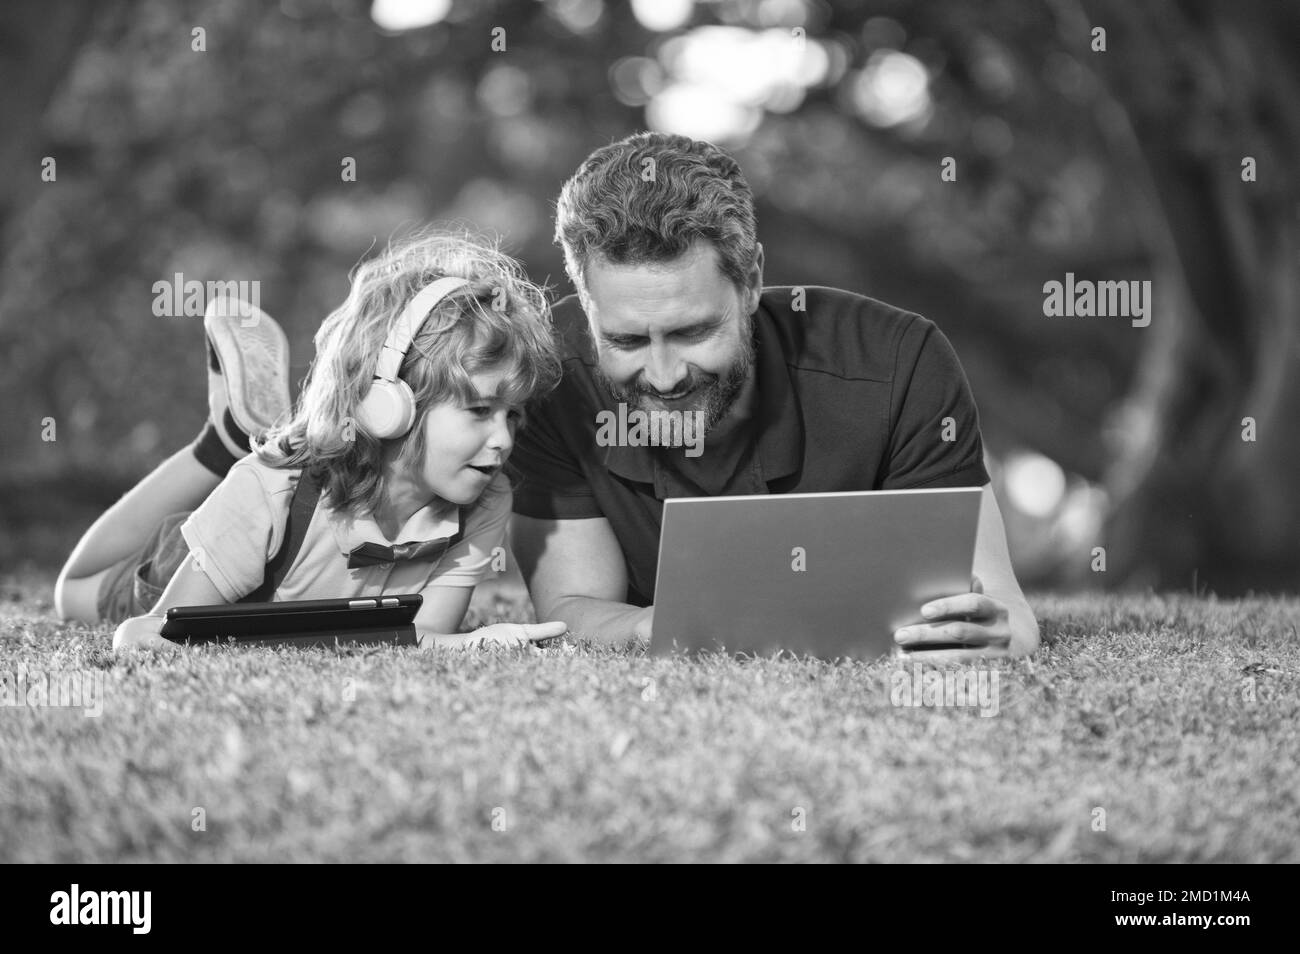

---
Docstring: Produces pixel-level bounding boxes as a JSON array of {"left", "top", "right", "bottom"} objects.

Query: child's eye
[{"left": 468, "top": 406, "right": 492, "bottom": 418}]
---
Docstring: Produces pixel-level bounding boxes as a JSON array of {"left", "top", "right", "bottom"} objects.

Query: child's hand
[
  {"left": 112, "top": 614, "right": 177, "bottom": 653},
  {"left": 420, "top": 620, "right": 567, "bottom": 651}
]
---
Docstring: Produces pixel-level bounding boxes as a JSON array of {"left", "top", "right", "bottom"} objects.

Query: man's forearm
[{"left": 547, "top": 596, "right": 652, "bottom": 647}]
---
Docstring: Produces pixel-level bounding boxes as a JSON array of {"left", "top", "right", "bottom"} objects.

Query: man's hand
[
  {"left": 112, "top": 615, "right": 178, "bottom": 653},
  {"left": 512, "top": 514, "right": 649, "bottom": 647},
  {"left": 892, "top": 575, "right": 1029, "bottom": 662},
  {"left": 419, "top": 620, "right": 567, "bottom": 651}
]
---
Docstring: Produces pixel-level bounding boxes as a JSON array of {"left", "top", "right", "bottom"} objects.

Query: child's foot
[{"left": 203, "top": 296, "right": 291, "bottom": 457}]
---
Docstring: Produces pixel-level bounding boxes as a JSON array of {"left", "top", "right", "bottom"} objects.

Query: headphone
[{"left": 355, "top": 275, "right": 469, "bottom": 439}]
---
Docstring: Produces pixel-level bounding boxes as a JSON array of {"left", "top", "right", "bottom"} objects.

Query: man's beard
[{"left": 595, "top": 320, "right": 756, "bottom": 440}]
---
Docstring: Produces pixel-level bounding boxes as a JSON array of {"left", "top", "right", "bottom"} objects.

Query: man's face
[{"left": 583, "top": 240, "right": 759, "bottom": 434}]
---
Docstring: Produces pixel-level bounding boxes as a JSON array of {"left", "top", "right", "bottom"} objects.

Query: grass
[{"left": 1, "top": 566, "right": 1297, "bottom": 863}]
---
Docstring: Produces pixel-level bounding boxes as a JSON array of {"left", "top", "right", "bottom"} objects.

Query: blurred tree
[
  {"left": 0, "top": 0, "right": 1294, "bottom": 592},
  {"left": 1063, "top": 0, "right": 1300, "bottom": 593},
  {"left": 709, "top": 0, "right": 1300, "bottom": 593},
  {"left": 0, "top": 1, "right": 102, "bottom": 240}
]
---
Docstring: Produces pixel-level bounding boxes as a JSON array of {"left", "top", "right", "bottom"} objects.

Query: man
[{"left": 509, "top": 132, "right": 1039, "bottom": 661}]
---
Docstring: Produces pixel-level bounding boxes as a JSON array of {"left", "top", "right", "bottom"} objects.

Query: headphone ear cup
[{"left": 356, "top": 379, "right": 416, "bottom": 439}]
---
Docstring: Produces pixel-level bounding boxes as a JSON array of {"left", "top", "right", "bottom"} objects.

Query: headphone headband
[{"left": 373, "top": 276, "right": 470, "bottom": 383}]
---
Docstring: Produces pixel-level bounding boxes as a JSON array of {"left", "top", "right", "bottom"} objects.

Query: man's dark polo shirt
[{"left": 509, "top": 285, "right": 990, "bottom": 607}]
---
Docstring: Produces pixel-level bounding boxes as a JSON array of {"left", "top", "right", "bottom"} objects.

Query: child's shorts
[{"left": 96, "top": 511, "right": 194, "bottom": 625}]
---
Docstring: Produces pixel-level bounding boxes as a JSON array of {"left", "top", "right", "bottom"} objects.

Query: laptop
[
  {"left": 159, "top": 594, "right": 422, "bottom": 648},
  {"left": 650, "top": 488, "right": 981, "bottom": 661}
]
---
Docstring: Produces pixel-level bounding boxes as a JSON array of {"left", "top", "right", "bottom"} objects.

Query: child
[{"left": 56, "top": 230, "right": 567, "bottom": 651}]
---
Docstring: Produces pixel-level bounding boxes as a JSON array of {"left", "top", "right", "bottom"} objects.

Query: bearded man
[{"left": 508, "top": 131, "right": 1039, "bottom": 660}]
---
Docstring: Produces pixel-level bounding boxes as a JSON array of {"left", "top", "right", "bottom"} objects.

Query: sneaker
[{"left": 203, "top": 296, "right": 291, "bottom": 457}]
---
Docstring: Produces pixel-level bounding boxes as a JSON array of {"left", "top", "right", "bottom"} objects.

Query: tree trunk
[
  {"left": 1081, "top": 0, "right": 1300, "bottom": 592},
  {"left": 0, "top": 2, "right": 102, "bottom": 242}
]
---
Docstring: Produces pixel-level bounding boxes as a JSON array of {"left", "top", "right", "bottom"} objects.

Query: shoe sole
[{"left": 203, "top": 297, "right": 292, "bottom": 435}]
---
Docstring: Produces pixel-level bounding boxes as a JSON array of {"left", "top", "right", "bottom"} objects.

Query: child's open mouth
[{"left": 466, "top": 463, "right": 498, "bottom": 476}]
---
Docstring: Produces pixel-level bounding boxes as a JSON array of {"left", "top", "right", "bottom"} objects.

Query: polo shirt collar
[
  {"left": 601, "top": 418, "right": 656, "bottom": 485},
  {"left": 600, "top": 302, "right": 802, "bottom": 487},
  {"left": 330, "top": 497, "right": 463, "bottom": 558}
]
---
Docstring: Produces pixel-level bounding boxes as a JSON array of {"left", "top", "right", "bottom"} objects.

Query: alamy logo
[
  {"left": 50, "top": 885, "right": 151, "bottom": 934},
  {"left": 890, "top": 663, "right": 999, "bottom": 717},
  {"left": 595, "top": 403, "right": 705, "bottom": 458},
  {"left": 1042, "top": 272, "right": 1151, "bottom": 327},
  {"left": 152, "top": 272, "right": 261, "bottom": 321},
  {"left": 0, "top": 669, "right": 103, "bottom": 717}
]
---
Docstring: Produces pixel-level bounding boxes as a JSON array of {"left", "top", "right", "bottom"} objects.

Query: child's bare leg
[
  {"left": 56, "top": 296, "right": 292, "bottom": 623},
  {"left": 55, "top": 443, "right": 222, "bottom": 623},
  {"left": 61, "top": 445, "right": 221, "bottom": 577}
]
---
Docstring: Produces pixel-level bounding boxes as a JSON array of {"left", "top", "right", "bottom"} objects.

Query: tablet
[
  {"left": 159, "top": 594, "right": 422, "bottom": 648},
  {"left": 650, "top": 488, "right": 981, "bottom": 662}
]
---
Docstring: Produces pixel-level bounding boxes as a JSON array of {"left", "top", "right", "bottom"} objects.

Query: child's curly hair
[{"left": 257, "top": 227, "right": 562, "bottom": 519}]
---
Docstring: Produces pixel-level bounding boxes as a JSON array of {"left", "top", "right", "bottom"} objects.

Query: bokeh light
[
  {"left": 477, "top": 64, "right": 532, "bottom": 117},
  {"left": 1004, "top": 450, "right": 1067, "bottom": 518},
  {"left": 648, "top": 25, "right": 832, "bottom": 142},
  {"left": 369, "top": 0, "right": 451, "bottom": 32},
  {"left": 850, "top": 49, "right": 932, "bottom": 128},
  {"left": 1056, "top": 483, "right": 1108, "bottom": 547},
  {"left": 549, "top": 0, "right": 604, "bottom": 35},
  {"left": 647, "top": 83, "right": 761, "bottom": 142},
  {"left": 631, "top": 0, "right": 694, "bottom": 33},
  {"left": 609, "top": 56, "right": 665, "bottom": 107}
]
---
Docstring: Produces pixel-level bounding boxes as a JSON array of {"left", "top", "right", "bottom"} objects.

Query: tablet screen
[{"left": 160, "top": 595, "right": 422, "bottom": 647}]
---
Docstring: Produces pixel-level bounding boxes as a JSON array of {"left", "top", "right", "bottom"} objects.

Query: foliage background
[{"left": 1, "top": 0, "right": 1296, "bottom": 594}]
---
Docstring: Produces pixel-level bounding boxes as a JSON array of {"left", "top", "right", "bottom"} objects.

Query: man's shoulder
[{"left": 758, "top": 285, "right": 936, "bottom": 382}]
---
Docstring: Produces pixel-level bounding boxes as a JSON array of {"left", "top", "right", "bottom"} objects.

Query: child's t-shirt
[{"left": 178, "top": 454, "right": 509, "bottom": 603}]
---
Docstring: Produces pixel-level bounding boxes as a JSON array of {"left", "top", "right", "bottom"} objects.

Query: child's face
[{"left": 413, "top": 369, "right": 523, "bottom": 506}]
